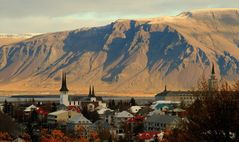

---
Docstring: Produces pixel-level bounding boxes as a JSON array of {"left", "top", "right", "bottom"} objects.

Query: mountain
[{"left": 0, "top": 8, "right": 238, "bottom": 95}]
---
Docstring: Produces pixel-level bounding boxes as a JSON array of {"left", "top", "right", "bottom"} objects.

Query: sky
[{"left": 0, "top": 0, "right": 238, "bottom": 34}]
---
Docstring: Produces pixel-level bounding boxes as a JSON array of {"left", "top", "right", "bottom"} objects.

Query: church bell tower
[
  {"left": 208, "top": 63, "right": 218, "bottom": 91},
  {"left": 60, "top": 71, "right": 69, "bottom": 106}
]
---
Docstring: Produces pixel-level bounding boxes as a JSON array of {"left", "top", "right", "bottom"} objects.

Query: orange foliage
[
  {"left": 78, "top": 136, "right": 88, "bottom": 142},
  {"left": 41, "top": 129, "right": 72, "bottom": 142},
  {"left": 40, "top": 128, "right": 90, "bottom": 142},
  {"left": 0, "top": 132, "right": 12, "bottom": 141}
]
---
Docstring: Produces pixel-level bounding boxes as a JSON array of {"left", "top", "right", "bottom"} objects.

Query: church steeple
[
  {"left": 208, "top": 63, "right": 218, "bottom": 91},
  {"left": 164, "top": 85, "right": 167, "bottom": 92},
  {"left": 88, "top": 85, "right": 96, "bottom": 97},
  {"left": 60, "top": 72, "right": 69, "bottom": 92},
  {"left": 92, "top": 86, "right": 95, "bottom": 97},
  {"left": 88, "top": 86, "right": 92, "bottom": 96}
]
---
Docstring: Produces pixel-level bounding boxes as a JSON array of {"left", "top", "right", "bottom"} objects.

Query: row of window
[{"left": 146, "top": 122, "right": 166, "bottom": 127}]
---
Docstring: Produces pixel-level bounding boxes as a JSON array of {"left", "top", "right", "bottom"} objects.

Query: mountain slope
[{"left": 0, "top": 8, "right": 238, "bottom": 95}]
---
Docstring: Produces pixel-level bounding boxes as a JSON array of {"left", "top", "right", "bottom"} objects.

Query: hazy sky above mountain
[{"left": 0, "top": 0, "right": 238, "bottom": 34}]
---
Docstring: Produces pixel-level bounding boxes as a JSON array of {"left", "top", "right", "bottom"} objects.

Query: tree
[
  {"left": 3, "top": 100, "right": 8, "bottom": 114},
  {"left": 30, "top": 109, "right": 38, "bottom": 123},
  {"left": 130, "top": 97, "right": 136, "bottom": 106},
  {"left": 108, "top": 99, "right": 116, "bottom": 110},
  {"left": 166, "top": 81, "right": 239, "bottom": 142},
  {"left": 0, "top": 112, "right": 20, "bottom": 137},
  {"left": 51, "top": 103, "right": 57, "bottom": 112}
]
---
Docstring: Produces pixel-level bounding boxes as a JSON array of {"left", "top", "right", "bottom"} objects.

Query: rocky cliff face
[{"left": 0, "top": 8, "right": 238, "bottom": 94}]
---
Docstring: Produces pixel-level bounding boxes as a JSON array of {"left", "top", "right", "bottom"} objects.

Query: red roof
[
  {"left": 137, "top": 132, "right": 160, "bottom": 140},
  {"left": 127, "top": 115, "right": 144, "bottom": 123},
  {"left": 36, "top": 108, "right": 48, "bottom": 115},
  {"left": 67, "top": 105, "right": 81, "bottom": 113}
]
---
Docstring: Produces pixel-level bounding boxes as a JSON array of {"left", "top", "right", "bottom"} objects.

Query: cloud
[{"left": 0, "top": 0, "right": 238, "bottom": 33}]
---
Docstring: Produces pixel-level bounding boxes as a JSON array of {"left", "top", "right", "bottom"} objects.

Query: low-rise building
[
  {"left": 150, "top": 100, "right": 180, "bottom": 111},
  {"left": 155, "top": 89, "right": 195, "bottom": 105},
  {"left": 144, "top": 114, "right": 180, "bottom": 131},
  {"left": 47, "top": 110, "right": 79, "bottom": 125},
  {"left": 129, "top": 106, "right": 142, "bottom": 114},
  {"left": 114, "top": 110, "right": 134, "bottom": 124},
  {"left": 66, "top": 113, "right": 92, "bottom": 137}
]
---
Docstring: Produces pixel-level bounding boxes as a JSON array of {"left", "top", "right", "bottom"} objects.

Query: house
[
  {"left": 23, "top": 104, "right": 38, "bottom": 120},
  {"left": 47, "top": 110, "right": 79, "bottom": 125},
  {"left": 67, "top": 105, "right": 81, "bottom": 113},
  {"left": 148, "top": 109, "right": 165, "bottom": 116},
  {"left": 103, "top": 110, "right": 115, "bottom": 125},
  {"left": 127, "top": 115, "right": 145, "bottom": 135},
  {"left": 97, "top": 107, "right": 113, "bottom": 120},
  {"left": 114, "top": 110, "right": 134, "bottom": 124},
  {"left": 150, "top": 100, "right": 180, "bottom": 111},
  {"left": 91, "top": 120, "right": 111, "bottom": 131},
  {"left": 129, "top": 106, "right": 142, "bottom": 114},
  {"left": 24, "top": 104, "right": 38, "bottom": 113},
  {"left": 66, "top": 113, "right": 92, "bottom": 137},
  {"left": 97, "top": 108, "right": 113, "bottom": 115},
  {"left": 144, "top": 114, "right": 180, "bottom": 131},
  {"left": 113, "top": 111, "right": 134, "bottom": 140},
  {"left": 35, "top": 107, "right": 48, "bottom": 122},
  {"left": 13, "top": 137, "right": 25, "bottom": 142},
  {"left": 136, "top": 106, "right": 153, "bottom": 116}
]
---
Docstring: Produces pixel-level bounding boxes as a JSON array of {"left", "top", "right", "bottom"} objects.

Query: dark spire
[
  {"left": 92, "top": 86, "right": 95, "bottom": 97},
  {"left": 164, "top": 85, "right": 167, "bottom": 92},
  {"left": 212, "top": 63, "right": 215, "bottom": 75},
  {"left": 88, "top": 86, "right": 92, "bottom": 97},
  {"left": 59, "top": 71, "right": 69, "bottom": 92}
]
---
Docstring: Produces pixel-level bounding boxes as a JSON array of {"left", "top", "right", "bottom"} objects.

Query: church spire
[
  {"left": 88, "top": 86, "right": 92, "bottom": 96},
  {"left": 164, "top": 85, "right": 167, "bottom": 92},
  {"left": 92, "top": 86, "right": 95, "bottom": 97},
  {"left": 88, "top": 85, "right": 96, "bottom": 97},
  {"left": 60, "top": 71, "right": 69, "bottom": 92},
  {"left": 208, "top": 62, "right": 218, "bottom": 91}
]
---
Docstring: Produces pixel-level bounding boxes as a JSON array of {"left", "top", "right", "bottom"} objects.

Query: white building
[
  {"left": 129, "top": 106, "right": 142, "bottom": 114},
  {"left": 58, "top": 72, "right": 106, "bottom": 110},
  {"left": 59, "top": 72, "right": 69, "bottom": 106},
  {"left": 144, "top": 114, "right": 179, "bottom": 131}
]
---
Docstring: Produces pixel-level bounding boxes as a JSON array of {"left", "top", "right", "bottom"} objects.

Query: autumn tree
[{"left": 166, "top": 81, "right": 239, "bottom": 142}]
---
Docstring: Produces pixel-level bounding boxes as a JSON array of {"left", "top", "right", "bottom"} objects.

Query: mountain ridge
[{"left": 0, "top": 8, "right": 238, "bottom": 95}]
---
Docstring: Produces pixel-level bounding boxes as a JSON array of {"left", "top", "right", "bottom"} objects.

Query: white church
[{"left": 59, "top": 72, "right": 106, "bottom": 111}]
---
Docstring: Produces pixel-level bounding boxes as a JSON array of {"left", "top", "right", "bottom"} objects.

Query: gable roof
[
  {"left": 24, "top": 104, "right": 38, "bottom": 112},
  {"left": 68, "top": 113, "right": 92, "bottom": 124},
  {"left": 48, "top": 110, "right": 68, "bottom": 116},
  {"left": 115, "top": 111, "right": 134, "bottom": 118},
  {"left": 92, "top": 120, "right": 111, "bottom": 130},
  {"left": 36, "top": 107, "right": 48, "bottom": 115},
  {"left": 97, "top": 108, "right": 113, "bottom": 115},
  {"left": 155, "top": 90, "right": 193, "bottom": 98}
]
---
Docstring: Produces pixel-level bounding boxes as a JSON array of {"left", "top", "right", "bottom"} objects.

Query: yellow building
[{"left": 47, "top": 110, "right": 79, "bottom": 125}]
